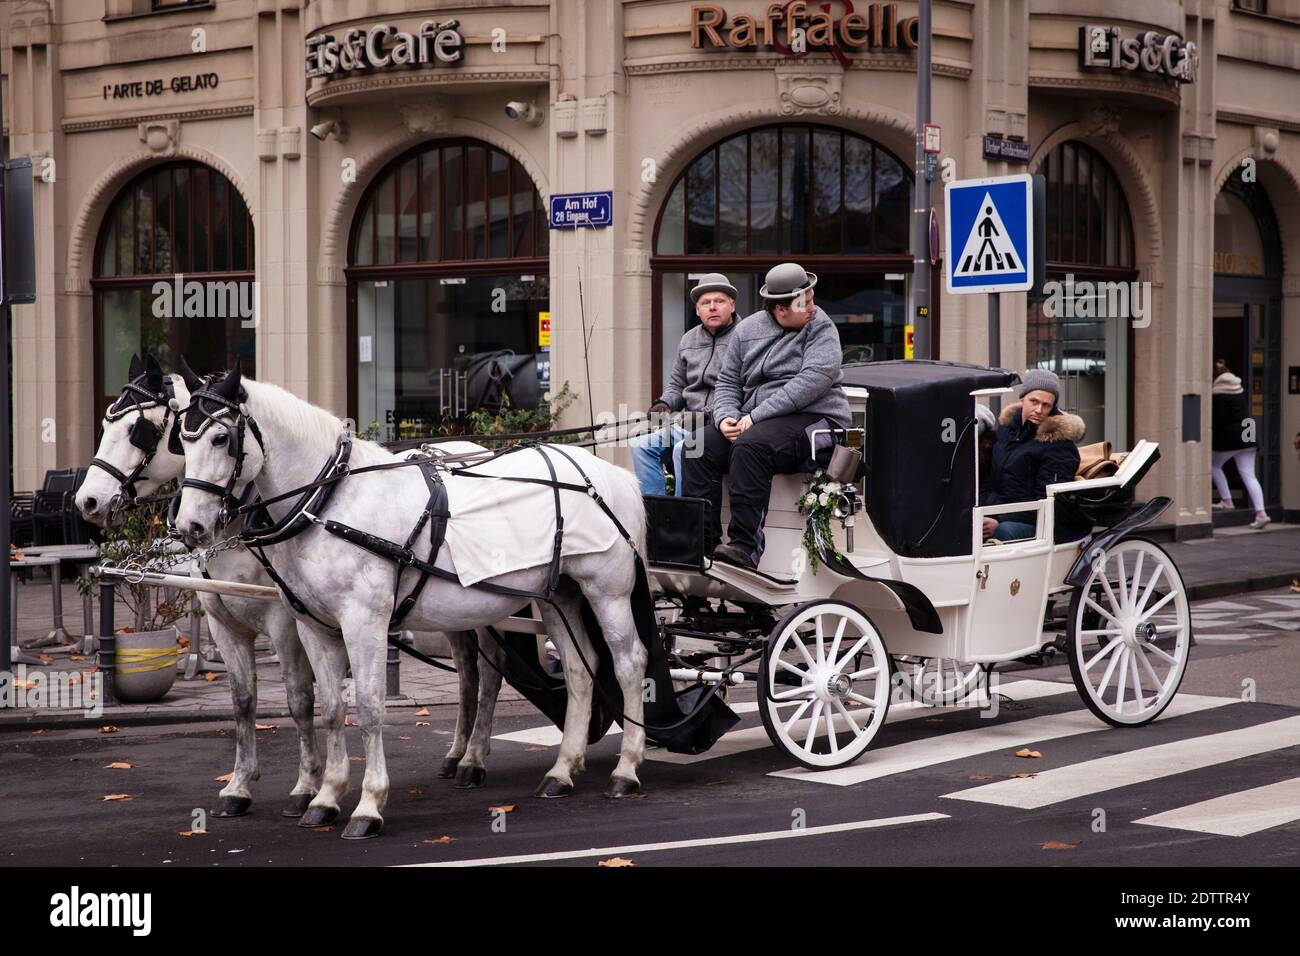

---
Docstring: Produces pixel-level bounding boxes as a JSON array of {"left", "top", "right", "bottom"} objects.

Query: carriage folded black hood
[{"left": 840, "top": 361, "right": 1021, "bottom": 559}]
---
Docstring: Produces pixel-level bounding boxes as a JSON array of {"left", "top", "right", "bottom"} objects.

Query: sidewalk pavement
[{"left": 4, "top": 523, "right": 1299, "bottom": 729}]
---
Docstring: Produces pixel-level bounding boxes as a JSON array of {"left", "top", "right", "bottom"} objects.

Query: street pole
[
  {"left": 1, "top": 38, "right": 12, "bottom": 677},
  {"left": 988, "top": 293, "right": 1002, "bottom": 413},
  {"left": 911, "top": 0, "right": 933, "bottom": 360}
]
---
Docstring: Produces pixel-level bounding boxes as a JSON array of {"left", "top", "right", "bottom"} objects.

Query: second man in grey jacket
[{"left": 682, "top": 262, "right": 851, "bottom": 570}]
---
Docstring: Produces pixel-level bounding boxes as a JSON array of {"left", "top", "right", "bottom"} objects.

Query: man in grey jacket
[
  {"left": 633, "top": 273, "right": 738, "bottom": 495},
  {"left": 682, "top": 262, "right": 851, "bottom": 569}
]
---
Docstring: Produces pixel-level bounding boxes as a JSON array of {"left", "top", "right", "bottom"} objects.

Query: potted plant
[{"left": 77, "top": 482, "right": 198, "bottom": 702}]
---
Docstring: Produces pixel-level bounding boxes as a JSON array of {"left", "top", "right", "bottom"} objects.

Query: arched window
[
  {"left": 1028, "top": 141, "right": 1138, "bottom": 448},
  {"left": 347, "top": 140, "right": 549, "bottom": 441},
  {"left": 93, "top": 162, "right": 254, "bottom": 420},
  {"left": 652, "top": 125, "right": 914, "bottom": 393}
]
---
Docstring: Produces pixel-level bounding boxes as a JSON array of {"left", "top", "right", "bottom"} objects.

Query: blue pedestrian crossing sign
[{"left": 944, "top": 174, "right": 1034, "bottom": 294}]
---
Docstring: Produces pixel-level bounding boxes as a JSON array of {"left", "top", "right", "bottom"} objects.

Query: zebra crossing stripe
[
  {"left": 649, "top": 679, "right": 1075, "bottom": 765},
  {"left": 768, "top": 693, "right": 1238, "bottom": 787},
  {"left": 1131, "top": 777, "right": 1300, "bottom": 837},
  {"left": 942, "top": 713, "right": 1300, "bottom": 810}
]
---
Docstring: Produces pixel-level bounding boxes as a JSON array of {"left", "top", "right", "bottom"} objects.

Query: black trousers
[{"left": 681, "top": 412, "right": 824, "bottom": 563}]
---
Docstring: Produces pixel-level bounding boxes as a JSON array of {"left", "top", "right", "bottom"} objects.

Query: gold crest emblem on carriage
[{"left": 1009, "top": 578, "right": 1021, "bottom": 596}]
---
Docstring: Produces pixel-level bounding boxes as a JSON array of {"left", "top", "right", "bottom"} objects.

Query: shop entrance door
[{"left": 1212, "top": 288, "right": 1282, "bottom": 508}]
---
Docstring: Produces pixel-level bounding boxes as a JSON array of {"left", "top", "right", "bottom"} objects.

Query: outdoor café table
[
  {"left": 8, "top": 554, "right": 64, "bottom": 666},
  {"left": 18, "top": 544, "right": 99, "bottom": 650}
]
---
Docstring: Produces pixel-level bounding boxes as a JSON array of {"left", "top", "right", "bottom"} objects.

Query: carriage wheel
[
  {"left": 759, "top": 600, "right": 890, "bottom": 770},
  {"left": 1067, "top": 538, "right": 1191, "bottom": 727},
  {"left": 892, "top": 655, "right": 991, "bottom": 706}
]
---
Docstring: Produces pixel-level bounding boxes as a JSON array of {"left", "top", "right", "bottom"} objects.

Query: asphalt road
[{"left": 3, "top": 589, "right": 1298, "bottom": 869}]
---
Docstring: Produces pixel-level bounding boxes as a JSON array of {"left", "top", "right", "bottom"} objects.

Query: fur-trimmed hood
[{"left": 998, "top": 402, "right": 1086, "bottom": 443}]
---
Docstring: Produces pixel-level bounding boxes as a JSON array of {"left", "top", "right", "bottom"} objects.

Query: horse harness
[
  {"left": 178, "top": 380, "right": 641, "bottom": 637},
  {"left": 90, "top": 374, "right": 184, "bottom": 503}
]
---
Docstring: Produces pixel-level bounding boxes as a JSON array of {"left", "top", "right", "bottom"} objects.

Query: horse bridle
[
  {"left": 178, "top": 380, "right": 264, "bottom": 529},
  {"left": 90, "top": 375, "right": 183, "bottom": 504}
]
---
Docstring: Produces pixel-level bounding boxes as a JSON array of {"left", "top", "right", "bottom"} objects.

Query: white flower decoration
[
  {"left": 804, "top": 493, "right": 818, "bottom": 506},
  {"left": 818, "top": 493, "right": 830, "bottom": 507}
]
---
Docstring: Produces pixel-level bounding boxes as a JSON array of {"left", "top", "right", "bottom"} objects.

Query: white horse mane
[{"left": 240, "top": 378, "right": 387, "bottom": 459}]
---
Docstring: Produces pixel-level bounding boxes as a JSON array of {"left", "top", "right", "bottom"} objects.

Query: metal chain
[{"left": 99, "top": 529, "right": 246, "bottom": 585}]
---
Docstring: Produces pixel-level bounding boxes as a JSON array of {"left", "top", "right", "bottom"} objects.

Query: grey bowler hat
[
  {"left": 759, "top": 262, "right": 818, "bottom": 301},
  {"left": 689, "top": 273, "right": 739, "bottom": 303}
]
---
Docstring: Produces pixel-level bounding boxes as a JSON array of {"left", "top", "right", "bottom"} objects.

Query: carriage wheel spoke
[
  {"left": 1139, "top": 590, "right": 1177, "bottom": 621},
  {"left": 824, "top": 711, "right": 839, "bottom": 753},
  {"left": 1115, "top": 649, "right": 1130, "bottom": 714},
  {"left": 804, "top": 701, "right": 824, "bottom": 751},
  {"left": 1097, "top": 569, "right": 1123, "bottom": 617},
  {"left": 832, "top": 698, "right": 863, "bottom": 736},
  {"left": 1135, "top": 564, "right": 1165, "bottom": 615},
  {"left": 772, "top": 685, "right": 815, "bottom": 701},
  {"left": 848, "top": 666, "right": 880, "bottom": 680},
  {"left": 1130, "top": 647, "right": 1145, "bottom": 706},
  {"left": 776, "top": 659, "right": 809, "bottom": 680},
  {"left": 1080, "top": 628, "right": 1123, "bottom": 638},
  {"left": 846, "top": 692, "right": 877, "bottom": 708},
  {"left": 1086, "top": 635, "right": 1124, "bottom": 672},
  {"left": 782, "top": 698, "right": 814, "bottom": 734},
  {"left": 1129, "top": 551, "right": 1145, "bottom": 612},
  {"left": 814, "top": 616, "right": 826, "bottom": 665},
  {"left": 833, "top": 635, "right": 872, "bottom": 671},
  {"left": 1096, "top": 642, "right": 1124, "bottom": 696},
  {"left": 1135, "top": 645, "right": 1166, "bottom": 698},
  {"left": 1145, "top": 643, "right": 1180, "bottom": 666},
  {"left": 792, "top": 633, "right": 818, "bottom": 672},
  {"left": 1084, "top": 596, "right": 1122, "bottom": 628},
  {"left": 826, "top": 617, "right": 848, "bottom": 673},
  {"left": 1115, "top": 552, "right": 1130, "bottom": 611}
]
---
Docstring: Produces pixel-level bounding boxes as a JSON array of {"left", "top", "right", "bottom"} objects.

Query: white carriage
[{"left": 644, "top": 360, "right": 1190, "bottom": 770}]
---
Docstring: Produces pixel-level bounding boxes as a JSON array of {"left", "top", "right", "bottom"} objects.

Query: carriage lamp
[{"left": 832, "top": 487, "right": 864, "bottom": 551}]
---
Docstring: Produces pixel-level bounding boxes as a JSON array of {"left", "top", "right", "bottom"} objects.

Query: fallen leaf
[
  {"left": 415, "top": 721, "right": 431, "bottom": 727},
  {"left": 31, "top": 729, "right": 46, "bottom": 735},
  {"left": 178, "top": 636, "right": 191, "bottom": 649},
  {"left": 398, "top": 736, "right": 412, "bottom": 741},
  {"left": 14, "top": 679, "right": 35, "bottom": 690},
  {"left": 423, "top": 836, "right": 455, "bottom": 845},
  {"left": 598, "top": 857, "right": 635, "bottom": 868},
  {"left": 350, "top": 755, "right": 365, "bottom": 762},
  {"left": 204, "top": 673, "right": 219, "bottom": 682},
  {"left": 407, "top": 788, "right": 425, "bottom": 796},
  {"left": 345, "top": 716, "right": 358, "bottom": 727},
  {"left": 177, "top": 830, "right": 206, "bottom": 837},
  {"left": 1009, "top": 772, "right": 1037, "bottom": 779},
  {"left": 1014, "top": 748, "right": 1042, "bottom": 759},
  {"left": 415, "top": 707, "right": 430, "bottom": 717},
  {"left": 311, "top": 826, "right": 333, "bottom": 833},
  {"left": 214, "top": 773, "right": 233, "bottom": 782},
  {"left": 489, "top": 805, "right": 516, "bottom": 814},
  {"left": 1041, "top": 840, "right": 1078, "bottom": 850},
  {"left": 38, "top": 654, "right": 53, "bottom": 663},
  {"left": 101, "top": 794, "right": 132, "bottom": 802},
  {"left": 99, "top": 725, "right": 120, "bottom": 734},
  {"left": 69, "top": 655, "right": 85, "bottom": 662},
  {"left": 103, "top": 762, "right": 133, "bottom": 770},
  {"left": 968, "top": 774, "right": 994, "bottom": 781},
  {"left": 524, "top": 746, "right": 547, "bottom": 752},
  {"left": 254, "top": 723, "right": 275, "bottom": 731},
  {"left": 1291, "top": 579, "right": 1300, "bottom": 593}
]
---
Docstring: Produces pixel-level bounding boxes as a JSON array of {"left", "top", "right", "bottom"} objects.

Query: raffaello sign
[{"left": 305, "top": 19, "right": 464, "bottom": 79}]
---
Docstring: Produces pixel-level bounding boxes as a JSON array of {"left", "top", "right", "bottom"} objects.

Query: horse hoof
[
  {"left": 454, "top": 766, "right": 487, "bottom": 789},
  {"left": 437, "top": 757, "right": 460, "bottom": 779},
  {"left": 534, "top": 777, "right": 573, "bottom": 799},
  {"left": 215, "top": 795, "right": 251, "bottom": 818},
  {"left": 298, "top": 805, "right": 339, "bottom": 829},
  {"left": 606, "top": 777, "right": 642, "bottom": 800},
  {"left": 281, "top": 793, "right": 315, "bottom": 818},
  {"left": 341, "top": 817, "right": 383, "bottom": 840}
]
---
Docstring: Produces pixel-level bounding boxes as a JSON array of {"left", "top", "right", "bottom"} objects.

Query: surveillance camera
[
  {"left": 310, "top": 121, "right": 335, "bottom": 141},
  {"left": 504, "top": 101, "right": 542, "bottom": 126},
  {"left": 309, "top": 117, "right": 348, "bottom": 143}
]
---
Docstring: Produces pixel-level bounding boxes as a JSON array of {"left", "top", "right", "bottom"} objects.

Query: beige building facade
[{"left": 4, "top": 0, "right": 1299, "bottom": 537}]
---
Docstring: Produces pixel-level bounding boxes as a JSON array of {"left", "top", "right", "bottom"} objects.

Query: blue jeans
[
  {"left": 992, "top": 519, "right": 1037, "bottom": 541},
  {"left": 631, "top": 423, "right": 691, "bottom": 496}
]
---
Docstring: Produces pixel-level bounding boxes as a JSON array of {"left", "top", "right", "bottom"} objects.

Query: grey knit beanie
[{"left": 1018, "top": 368, "right": 1061, "bottom": 405}]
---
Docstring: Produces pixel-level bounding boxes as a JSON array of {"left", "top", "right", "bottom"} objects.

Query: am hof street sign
[{"left": 944, "top": 174, "right": 1035, "bottom": 295}]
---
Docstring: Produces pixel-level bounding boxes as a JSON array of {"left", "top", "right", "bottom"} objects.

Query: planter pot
[{"left": 113, "top": 627, "right": 179, "bottom": 703}]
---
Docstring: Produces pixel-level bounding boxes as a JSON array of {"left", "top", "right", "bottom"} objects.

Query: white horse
[
  {"left": 173, "top": 364, "right": 649, "bottom": 839},
  {"left": 76, "top": 357, "right": 503, "bottom": 817}
]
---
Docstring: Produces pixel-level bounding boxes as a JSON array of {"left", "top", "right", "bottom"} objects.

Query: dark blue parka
[{"left": 982, "top": 404, "right": 1089, "bottom": 541}]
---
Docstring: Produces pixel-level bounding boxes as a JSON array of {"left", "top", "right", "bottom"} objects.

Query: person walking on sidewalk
[
  {"left": 682, "top": 262, "right": 851, "bottom": 570},
  {"left": 1211, "top": 360, "right": 1270, "bottom": 529},
  {"left": 633, "top": 273, "right": 739, "bottom": 495}
]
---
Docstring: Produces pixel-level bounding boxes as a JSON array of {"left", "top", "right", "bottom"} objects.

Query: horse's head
[
  {"left": 175, "top": 360, "right": 264, "bottom": 546},
  {"left": 77, "top": 354, "right": 189, "bottom": 527}
]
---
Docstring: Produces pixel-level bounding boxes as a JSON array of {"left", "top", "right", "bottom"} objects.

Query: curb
[{"left": 1185, "top": 572, "right": 1300, "bottom": 602}]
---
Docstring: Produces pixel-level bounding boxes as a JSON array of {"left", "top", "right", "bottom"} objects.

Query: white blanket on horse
[{"left": 442, "top": 445, "right": 624, "bottom": 587}]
